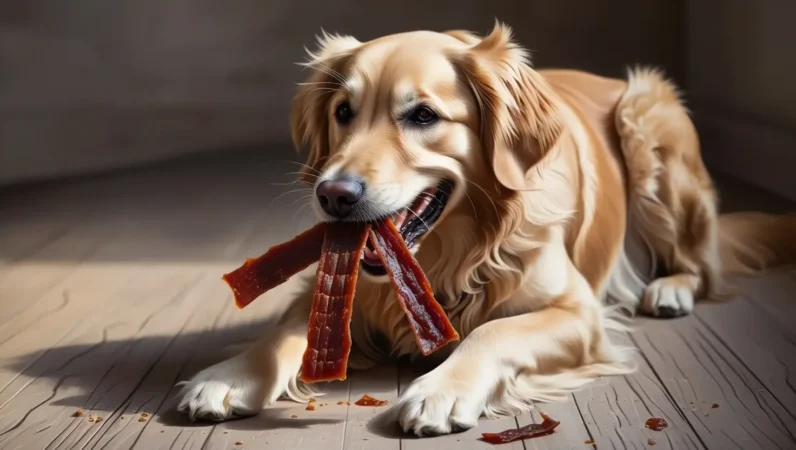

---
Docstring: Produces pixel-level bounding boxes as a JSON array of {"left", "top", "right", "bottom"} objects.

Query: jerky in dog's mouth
[
  {"left": 221, "top": 214, "right": 459, "bottom": 384},
  {"left": 360, "top": 180, "right": 453, "bottom": 276}
]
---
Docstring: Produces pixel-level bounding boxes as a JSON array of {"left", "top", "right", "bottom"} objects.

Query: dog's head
[{"left": 291, "top": 22, "right": 565, "bottom": 294}]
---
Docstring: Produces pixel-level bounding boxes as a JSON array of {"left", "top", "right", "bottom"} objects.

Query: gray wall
[
  {"left": 686, "top": 0, "right": 796, "bottom": 201},
  {"left": 0, "top": 0, "right": 683, "bottom": 186}
]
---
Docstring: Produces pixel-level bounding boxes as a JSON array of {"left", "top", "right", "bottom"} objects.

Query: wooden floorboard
[
  {"left": 575, "top": 332, "right": 704, "bottom": 450},
  {"left": 0, "top": 149, "right": 794, "bottom": 449}
]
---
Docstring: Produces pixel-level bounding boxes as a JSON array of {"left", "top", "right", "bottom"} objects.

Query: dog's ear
[
  {"left": 451, "top": 22, "right": 564, "bottom": 191},
  {"left": 290, "top": 31, "right": 361, "bottom": 185}
]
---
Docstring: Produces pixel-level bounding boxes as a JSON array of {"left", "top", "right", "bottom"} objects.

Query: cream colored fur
[{"left": 175, "top": 22, "right": 796, "bottom": 436}]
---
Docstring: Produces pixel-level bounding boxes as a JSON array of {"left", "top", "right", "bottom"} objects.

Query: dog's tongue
[{"left": 362, "top": 244, "right": 381, "bottom": 265}]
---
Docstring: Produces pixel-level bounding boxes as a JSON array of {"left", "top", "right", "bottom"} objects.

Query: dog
[{"left": 176, "top": 22, "right": 796, "bottom": 436}]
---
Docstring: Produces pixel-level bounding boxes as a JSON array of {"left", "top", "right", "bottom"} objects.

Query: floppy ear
[
  {"left": 290, "top": 31, "right": 361, "bottom": 185},
  {"left": 451, "top": 22, "right": 564, "bottom": 191}
]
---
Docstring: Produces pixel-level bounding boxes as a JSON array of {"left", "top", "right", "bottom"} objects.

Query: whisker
[
  {"left": 280, "top": 171, "right": 320, "bottom": 181},
  {"left": 290, "top": 194, "right": 316, "bottom": 207},
  {"left": 270, "top": 180, "right": 304, "bottom": 187},
  {"left": 294, "top": 202, "right": 314, "bottom": 223},
  {"left": 317, "top": 62, "right": 348, "bottom": 84},
  {"left": 462, "top": 190, "right": 479, "bottom": 221},
  {"left": 284, "top": 161, "right": 323, "bottom": 176},
  {"left": 404, "top": 206, "right": 432, "bottom": 233},
  {"left": 309, "top": 62, "right": 347, "bottom": 86},
  {"left": 464, "top": 178, "right": 500, "bottom": 219},
  {"left": 269, "top": 188, "right": 313, "bottom": 208},
  {"left": 297, "top": 81, "right": 343, "bottom": 87}
]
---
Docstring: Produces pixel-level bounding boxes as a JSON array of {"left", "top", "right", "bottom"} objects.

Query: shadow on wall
[{"left": 0, "top": 0, "right": 684, "bottom": 186}]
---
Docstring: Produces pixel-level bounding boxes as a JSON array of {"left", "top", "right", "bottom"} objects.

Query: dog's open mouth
[{"left": 360, "top": 180, "right": 453, "bottom": 276}]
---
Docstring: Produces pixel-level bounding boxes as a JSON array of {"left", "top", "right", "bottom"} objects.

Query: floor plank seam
[
  {"left": 570, "top": 393, "right": 597, "bottom": 448},
  {"left": 738, "top": 292, "right": 796, "bottom": 341},
  {"left": 692, "top": 312, "right": 796, "bottom": 440},
  {"left": 625, "top": 331, "right": 709, "bottom": 450}
]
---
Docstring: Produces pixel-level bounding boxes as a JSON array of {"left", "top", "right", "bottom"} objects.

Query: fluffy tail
[{"left": 719, "top": 212, "right": 796, "bottom": 275}]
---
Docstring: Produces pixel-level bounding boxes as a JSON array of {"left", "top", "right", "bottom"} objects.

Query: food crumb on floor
[{"left": 73, "top": 409, "right": 85, "bottom": 417}]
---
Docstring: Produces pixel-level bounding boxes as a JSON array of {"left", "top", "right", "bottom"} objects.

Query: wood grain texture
[
  {"left": 0, "top": 149, "right": 794, "bottom": 449},
  {"left": 574, "top": 332, "right": 704, "bottom": 450},
  {"left": 632, "top": 311, "right": 796, "bottom": 450}
]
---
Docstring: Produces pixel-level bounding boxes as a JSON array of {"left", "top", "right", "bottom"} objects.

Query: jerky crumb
[
  {"left": 711, "top": 403, "right": 719, "bottom": 408},
  {"left": 648, "top": 438, "right": 657, "bottom": 445},
  {"left": 95, "top": 417, "right": 103, "bottom": 423},
  {"left": 291, "top": 415, "right": 298, "bottom": 419},
  {"left": 585, "top": 440, "right": 595, "bottom": 444},
  {"left": 74, "top": 409, "right": 85, "bottom": 417},
  {"left": 644, "top": 417, "right": 668, "bottom": 431},
  {"left": 88, "top": 417, "right": 95, "bottom": 423},
  {"left": 354, "top": 394, "right": 388, "bottom": 407},
  {"left": 337, "top": 401, "right": 345, "bottom": 405},
  {"left": 138, "top": 417, "right": 147, "bottom": 422},
  {"left": 306, "top": 403, "right": 316, "bottom": 411},
  {"left": 140, "top": 412, "right": 150, "bottom": 418},
  {"left": 309, "top": 397, "right": 317, "bottom": 403},
  {"left": 235, "top": 441, "right": 244, "bottom": 446}
]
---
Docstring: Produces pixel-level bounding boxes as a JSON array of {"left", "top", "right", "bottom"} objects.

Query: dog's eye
[
  {"left": 334, "top": 102, "right": 354, "bottom": 125},
  {"left": 407, "top": 105, "right": 438, "bottom": 126}
]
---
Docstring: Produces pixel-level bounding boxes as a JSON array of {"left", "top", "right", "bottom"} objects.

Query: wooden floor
[{"left": 1, "top": 148, "right": 794, "bottom": 450}]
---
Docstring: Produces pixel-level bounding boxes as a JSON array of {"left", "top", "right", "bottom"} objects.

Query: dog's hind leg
[{"left": 614, "top": 67, "right": 724, "bottom": 318}]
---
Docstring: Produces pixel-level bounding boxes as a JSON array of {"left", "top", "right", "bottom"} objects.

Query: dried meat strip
[
  {"left": 299, "top": 222, "right": 370, "bottom": 383},
  {"left": 223, "top": 217, "right": 460, "bottom": 383},
  {"left": 369, "top": 219, "right": 459, "bottom": 355},
  {"left": 222, "top": 222, "right": 327, "bottom": 309},
  {"left": 481, "top": 413, "right": 560, "bottom": 444}
]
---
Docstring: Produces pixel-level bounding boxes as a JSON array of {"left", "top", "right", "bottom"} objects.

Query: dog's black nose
[{"left": 316, "top": 177, "right": 364, "bottom": 218}]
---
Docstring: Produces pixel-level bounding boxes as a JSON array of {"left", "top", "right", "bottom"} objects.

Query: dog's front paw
[
  {"left": 642, "top": 276, "right": 695, "bottom": 318},
  {"left": 396, "top": 369, "right": 484, "bottom": 437},
  {"left": 176, "top": 355, "right": 266, "bottom": 422}
]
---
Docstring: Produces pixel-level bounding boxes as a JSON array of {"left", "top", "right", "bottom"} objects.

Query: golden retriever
[{"left": 176, "top": 22, "right": 796, "bottom": 436}]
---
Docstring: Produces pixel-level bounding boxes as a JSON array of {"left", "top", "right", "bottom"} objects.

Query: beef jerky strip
[
  {"left": 480, "top": 413, "right": 560, "bottom": 444},
  {"left": 299, "top": 222, "right": 370, "bottom": 383},
  {"left": 369, "top": 219, "right": 459, "bottom": 355},
  {"left": 222, "top": 222, "right": 327, "bottom": 309}
]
